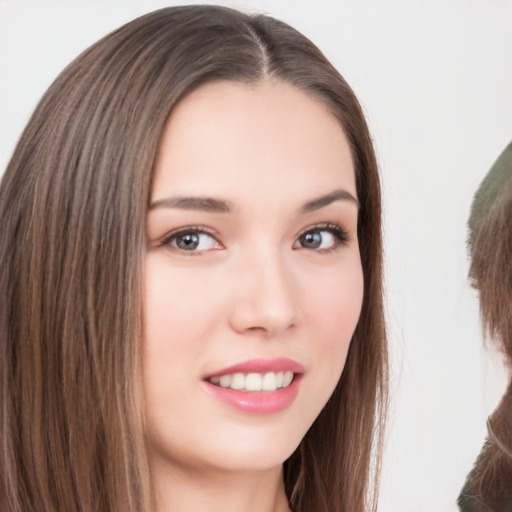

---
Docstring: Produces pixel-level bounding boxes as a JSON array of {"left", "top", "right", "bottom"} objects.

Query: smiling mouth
[{"left": 207, "top": 371, "right": 295, "bottom": 392}]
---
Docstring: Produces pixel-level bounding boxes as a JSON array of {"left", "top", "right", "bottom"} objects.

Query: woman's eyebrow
[
  {"left": 149, "top": 196, "right": 233, "bottom": 213},
  {"left": 149, "top": 189, "right": 358, "bottom": 214},
  {"left": 299, "top": 189, "right": 359, "bottom": 213}
]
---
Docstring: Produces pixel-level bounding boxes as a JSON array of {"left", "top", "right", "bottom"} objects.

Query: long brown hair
[
  {"left": 458, "top": 142, "right": 512, "bottom": 510},
  {"left": 0, "top": 6, "right": 388, "bottom": 511}
]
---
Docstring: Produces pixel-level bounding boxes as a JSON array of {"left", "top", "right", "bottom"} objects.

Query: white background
[{"left": 1, "top": 1, "right": 511, "bottom": 510}]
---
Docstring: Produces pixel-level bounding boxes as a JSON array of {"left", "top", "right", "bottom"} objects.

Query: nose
[{"left": 229, "top": 247, "right": 297, "bottom": 337}]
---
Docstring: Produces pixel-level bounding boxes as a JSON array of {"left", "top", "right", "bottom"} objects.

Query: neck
[{"left": 152, "top": 462, "right": 291, "bottom": 512}]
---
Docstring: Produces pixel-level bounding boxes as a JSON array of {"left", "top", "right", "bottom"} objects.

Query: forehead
[{"left": 152, "top": 80, "right": 355, "bottom": 205}]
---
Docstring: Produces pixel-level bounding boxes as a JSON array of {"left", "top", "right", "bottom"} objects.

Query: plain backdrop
[{"left": 1, "top": 1, "right": 511, "bottom": 511}]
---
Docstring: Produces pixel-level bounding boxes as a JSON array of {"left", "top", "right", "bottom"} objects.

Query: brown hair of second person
[{"left": 458, "top": 142, "right": 512, "bottom": 511}]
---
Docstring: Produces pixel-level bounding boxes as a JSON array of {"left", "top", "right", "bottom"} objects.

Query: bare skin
[{"left": 152, "top": 462, "right": 291, "bottom": 512}]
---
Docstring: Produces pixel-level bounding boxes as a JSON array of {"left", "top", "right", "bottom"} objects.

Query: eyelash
[
  {"left": 295, "top": 223, "right": 350, "bottom": 253},
  {"left": 158, "top": 222, "right": 350, "bottom": 255},
  {"left": 159, "top": 225, "right": 222, "bottom": 255}
]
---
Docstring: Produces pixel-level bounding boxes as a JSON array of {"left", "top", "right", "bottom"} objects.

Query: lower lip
[{"left": 202, "top": 376, "right": 302, "bottom": 414}]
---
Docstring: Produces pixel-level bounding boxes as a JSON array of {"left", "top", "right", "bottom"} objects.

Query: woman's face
[{"left": 144, "top": 80, "right": 363, "bottom": 476}]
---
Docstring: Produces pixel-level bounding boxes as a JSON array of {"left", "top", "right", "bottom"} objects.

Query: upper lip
[{"left": 204, "top": 357, "right": 304, "bottom": 379}]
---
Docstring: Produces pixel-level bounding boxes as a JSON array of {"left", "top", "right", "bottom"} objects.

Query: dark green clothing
[
  {"left": 458, "top": 387, "right": 512, "bottom": 512},
  {"left": 458, "top": 440, "right": 512, "bottom": 511}
]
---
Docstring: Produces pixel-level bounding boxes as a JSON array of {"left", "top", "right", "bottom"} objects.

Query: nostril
[{"left": 246, "top": 326, "right": 268, "bottom": 333}]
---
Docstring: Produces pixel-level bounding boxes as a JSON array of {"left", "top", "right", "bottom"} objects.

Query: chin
[
  {"left": 148, "top": 420, "right": 305, "bottom": 476},
  {"left": 211, "top": 439, "right": 300, "bottom": 473}
]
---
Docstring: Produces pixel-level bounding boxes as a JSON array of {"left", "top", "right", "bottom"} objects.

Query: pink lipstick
[{"left": 202, "top": 358, "right": 304, "bottom": 414}]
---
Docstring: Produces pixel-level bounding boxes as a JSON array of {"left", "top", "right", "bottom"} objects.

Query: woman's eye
[
  {"left": 294, "top": 226, "right": 349, "bottom": 251},
  {"left": 163, "top": 230, "right": 221, "bottom": 253}
]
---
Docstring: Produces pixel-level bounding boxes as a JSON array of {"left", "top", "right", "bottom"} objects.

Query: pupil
[
  {"left": 303, "top": 231, "right": 321, "bottom": 248},
  {"left": 177, "top": 233, "right": 199, "bottom": 250}
]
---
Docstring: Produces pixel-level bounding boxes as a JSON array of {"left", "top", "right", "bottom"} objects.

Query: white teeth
[
  {"left": 208, "top": 371, "right": 295, "bottom": 392},
  {"left": 219, "top": 374, "right": 231, "bottom": 388},
  {"left": 262, "top": 372, "right": 276, "bottom": 391},
  {"left": 245, "top": 373, "right": 262, "bottom": 391},
  {"left": 230, "top": 373, "right": 245, "bottom": 390}
]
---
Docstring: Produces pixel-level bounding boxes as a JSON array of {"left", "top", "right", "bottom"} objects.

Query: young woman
[
  {"left": 0, "top": 6, "right": 388, "bottom": 512},
  {"left": 458, "top": 142, "right": 512, "bottom": 512}
]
